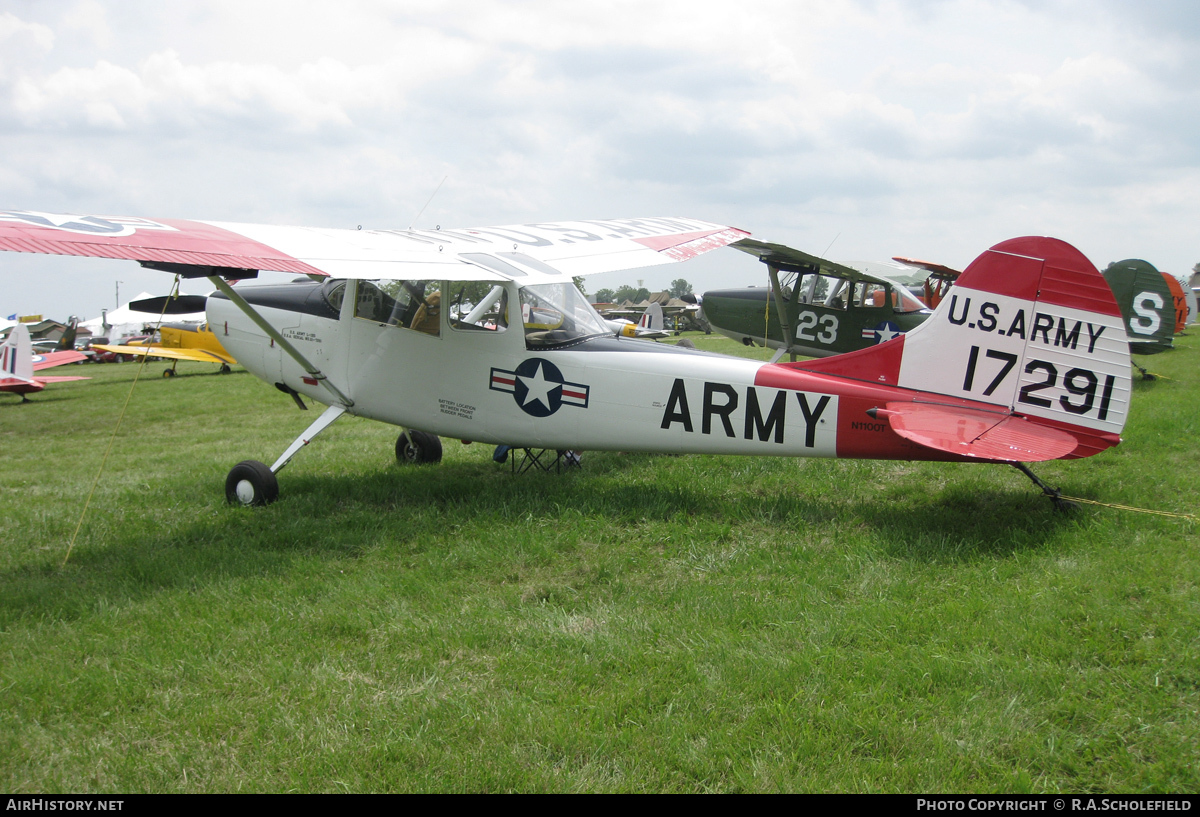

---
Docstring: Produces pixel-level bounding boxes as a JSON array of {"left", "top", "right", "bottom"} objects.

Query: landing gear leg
[
  {"left": 225, "top": 404, "right": 347, "bottom": 506},
  {"left": 1010, "top": 462, "right": 1076, "bottom": 512},
  {"left": 1134, "top": 362, "right": 1155, "bottom": 381}
]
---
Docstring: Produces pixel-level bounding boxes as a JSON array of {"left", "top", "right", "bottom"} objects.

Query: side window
[
  {"left": 855, "top": 282, "right": 889, "bottom": 309},
  {"left": 355, "top": 279, "right": 441, "bottom": 337},
  {"left": 448, "top": 283, "right": 509, "bottom": 334},
  {"left": 819, "top": 276, "right": 850, "bottom": 310}
]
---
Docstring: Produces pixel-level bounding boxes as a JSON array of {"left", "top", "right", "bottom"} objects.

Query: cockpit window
[
  {"left": 355, "top": 279, "right": 441, "bottom": 336},
  {"left": 519, "top": 283, "right": 610, "bottom": 348},
  {"left": 449, "top": 283, "right": 509, "bottom": 333}
]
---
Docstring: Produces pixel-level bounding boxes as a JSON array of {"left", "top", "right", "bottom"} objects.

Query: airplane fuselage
[{"left": 206, "top": 278, "right": 1011, "bottom": 462}]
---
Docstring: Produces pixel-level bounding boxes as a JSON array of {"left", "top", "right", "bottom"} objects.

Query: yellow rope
[
  {"left": 1059, "top": 495, "right": 1197, "bottom": 522},
  {"left": 62, "top": 277, "right": 180, "bottom": 567}
]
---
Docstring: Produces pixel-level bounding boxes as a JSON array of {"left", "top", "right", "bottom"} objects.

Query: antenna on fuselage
[
  {"left": 822, "top": 232, "right": 841, "bottom": 258},
  {"left": 409, "top": 175, "right": 448, "bottom": 230}
]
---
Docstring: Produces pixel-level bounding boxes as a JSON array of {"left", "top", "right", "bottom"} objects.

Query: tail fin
[
  {"left": 639, "top": 301, "right": 664, "bottom": 331},
  {"left": 1102, "top": 259, "right": 1174, "bottom": 354},
  {"left": 2, "top": 323, "right": 34, "bottom": 381},
  {"left": 800, "top": 237, "right": 1131, "bottom": 458},
  {"left": 57, "top": 317, "right": 78, "bottom": 351}
]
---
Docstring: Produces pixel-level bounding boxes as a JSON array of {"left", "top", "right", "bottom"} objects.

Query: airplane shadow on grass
[{"left": 0, "top": 455, "right": 1084, "bottom": 625}]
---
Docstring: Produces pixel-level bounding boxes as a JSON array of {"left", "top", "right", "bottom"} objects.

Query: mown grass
[{"left": 0, "top": 335, "right": 1196, "bottom": 792}]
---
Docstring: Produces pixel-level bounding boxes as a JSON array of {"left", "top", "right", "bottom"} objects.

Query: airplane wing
[
  {"left": 0, "top": 211, "right": 747, "bottom": 282},
  {"left": 733, "top": 238, "right": 918, "bottom": 287},
  {"left": 890, "top": 257, "right": 962, "bottom": 279},
  {"left": 31, "top": 349, "right": 86, "bottom": 370},
  {"left": 732, "top": 238, "right": 862, "bottom": 279},
  {"left": 91, "top": 344, "right": 236, "bottom": 365}
]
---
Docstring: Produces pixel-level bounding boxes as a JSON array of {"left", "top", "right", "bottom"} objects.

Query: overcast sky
[{"left": 1, "top": 0, "right": 1197, "bottom": 319}]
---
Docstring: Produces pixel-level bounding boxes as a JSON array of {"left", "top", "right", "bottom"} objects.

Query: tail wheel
[
  {"left": 225, "top": 460, "right": 279, "bottom": 506},
  {"left": 396, "top": 431, "right": 443, "bottom": 464}
]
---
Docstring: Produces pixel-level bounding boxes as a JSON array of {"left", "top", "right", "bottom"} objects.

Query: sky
[{"left": 1, "top": 0, "right": 1197, "bottom": 320}]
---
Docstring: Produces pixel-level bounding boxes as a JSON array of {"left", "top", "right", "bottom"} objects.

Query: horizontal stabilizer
[{"left": 872, "top": 402, "right": 1078, "bottom": 462}]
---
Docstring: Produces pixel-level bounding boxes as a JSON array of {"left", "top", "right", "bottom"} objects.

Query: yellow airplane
[{"left": 93, "top": 321, "right": 236, "bottom": 377}]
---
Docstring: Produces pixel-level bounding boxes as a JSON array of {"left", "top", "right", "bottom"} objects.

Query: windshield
[
  {"left": 892, "top": 285, "right": 928, "bottom": 313},
  {"left": 519, "top": 283, "right": 611, "bottom": 348}
]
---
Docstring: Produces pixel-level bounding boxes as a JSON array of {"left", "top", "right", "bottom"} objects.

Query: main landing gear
[
  {"left": 225, "top": 460, "right": 278, "bottom": 506},
  {"left": 223, "top": 404, "right": 444, "bottom": 506},
  {"left": 396, "top": 430, "right": 443, "bottom": 464}
]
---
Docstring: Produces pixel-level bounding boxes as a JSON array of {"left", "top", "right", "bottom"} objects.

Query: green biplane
[{"left": 702, "top": 239, "right": 951, "bottom": 361}]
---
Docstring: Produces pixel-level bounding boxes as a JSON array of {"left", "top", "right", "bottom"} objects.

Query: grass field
[{"left": 0, "top": 332, "right": 1196, "bottom": 792}]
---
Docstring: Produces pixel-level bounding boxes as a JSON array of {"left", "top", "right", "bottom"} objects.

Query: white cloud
[{"left": 1, "top": 0, "right": 1198, "bottom": 318}]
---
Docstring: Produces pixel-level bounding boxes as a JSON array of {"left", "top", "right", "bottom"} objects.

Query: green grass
[{"left": 0, "top": 336, "right": 1196, "bottom": 792}]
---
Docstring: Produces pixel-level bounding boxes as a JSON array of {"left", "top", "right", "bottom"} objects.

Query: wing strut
[
  {"left": 766, "top": 263, "right": 797, "bottom": 362},
  {"left": 204, "top": 275, "right": 354, "bottom": 407}
]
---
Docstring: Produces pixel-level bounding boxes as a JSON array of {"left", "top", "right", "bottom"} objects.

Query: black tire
[
  {"left": 396, "top": 431, "right": 443, "bottom": 464},
  {"left": 219, "top": 364, "right": 232, "bottom": 374},
  {"left": 225, "top": 460, "right": 279, "bottom": 506},
  {"left": 163, "top": 368, "right": 176, "bottom": 378}
]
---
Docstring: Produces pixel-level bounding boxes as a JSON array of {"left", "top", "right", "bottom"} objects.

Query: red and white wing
[{"left": 0, "top": 211, "right": 747, "bottom": 282}]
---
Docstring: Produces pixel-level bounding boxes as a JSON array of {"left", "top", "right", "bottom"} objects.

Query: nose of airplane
[{"left": 128, "top": 294, "right": 210, "bottom": 315}]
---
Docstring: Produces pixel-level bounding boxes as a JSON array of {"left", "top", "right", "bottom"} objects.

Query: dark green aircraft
[
  {"left": 702, "top": 238, "right": 948, "bottom": 361},
  {"left": 1102, "top": 259, "right": 1174, "bottom": 356}
]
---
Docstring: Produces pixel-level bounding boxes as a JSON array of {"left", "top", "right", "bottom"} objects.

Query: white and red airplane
[
  {"left": 1, "top": 322, "right": 90, "bottom": 401},
  {"left": 0, "top": 210, "right": 1130, "bottom": 508}
]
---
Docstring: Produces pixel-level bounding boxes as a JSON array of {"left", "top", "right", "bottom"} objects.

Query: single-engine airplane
[
  {"left": 702, "top": 239, "right": 950, "bottom": 362},
  {"left": 0, "top": 209, "right": 1130, "bottom": 509},
  {"left": 1, "top": 322, "right": 90, "bottom": 401},
  {"left": 93, "top": 306, "right": 237, "bottom": 377},
  {"left": 603, "top": 301, "right": 670, "bottom": 339}
]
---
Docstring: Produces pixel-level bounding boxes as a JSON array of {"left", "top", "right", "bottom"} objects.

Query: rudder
[{"left": 895, "top": 237, "right": 1130, "bottom": 455}]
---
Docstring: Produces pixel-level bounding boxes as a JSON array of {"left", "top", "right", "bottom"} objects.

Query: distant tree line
[{"left": 592, "top": 278, "right": 693, "bottom": 304}]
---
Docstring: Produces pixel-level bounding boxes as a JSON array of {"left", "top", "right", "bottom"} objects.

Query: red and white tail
[
  {"left": 801, "top": 237, "right": 1131, "bottom": 459},
  {"left": 1, "top": 323, "right": 34, "bottom": 382}
]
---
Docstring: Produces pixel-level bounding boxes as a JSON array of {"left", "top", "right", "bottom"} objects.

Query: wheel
[
  {"left": 219, "top": 364, "right": 232, "bottom": 374},
  {"left": 225, "top": 460, "right": 279, "bottom": 506},
  {"left": 163, "top": 368, "right": 176, "bottom": 378},
  {"left": 396, "top": 431, "right": 443, "bottom": 464}
]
